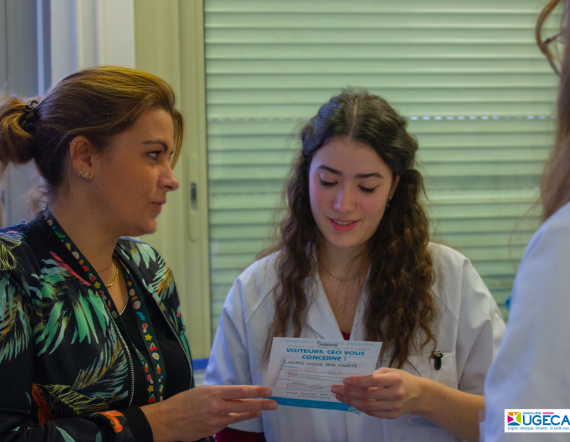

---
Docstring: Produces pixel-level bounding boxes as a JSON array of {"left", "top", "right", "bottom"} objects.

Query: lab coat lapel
[
  {"left": 350, "top": 287, "right": 368, "bottom": 341},
  {"left": 304, "top": 270, "right": 345, "bottom": 340}
]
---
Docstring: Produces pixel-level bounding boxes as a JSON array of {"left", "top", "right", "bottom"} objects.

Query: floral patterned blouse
[{"left": 0, "top": 211, "right": 207, "bottom": 442}]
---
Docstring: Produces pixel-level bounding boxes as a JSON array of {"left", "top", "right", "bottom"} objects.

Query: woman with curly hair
[{"left": 205, "top": 90, "right": 505, "bottom": 442}]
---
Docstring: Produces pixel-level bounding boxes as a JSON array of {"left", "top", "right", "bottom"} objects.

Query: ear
[
  {"left": 390, "top": 175, "right": 400, "bottom": 196},
  {"left": 69, "top": 136, "right": 97, "bottom": 180}
]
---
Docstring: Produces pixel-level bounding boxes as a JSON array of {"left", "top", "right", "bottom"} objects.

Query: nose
[
  {"left": 333, "top": 185, "right": 355, "bottom": 214},
  {"left": 160, "top": 166, "right": 180, "bottom": 192}
]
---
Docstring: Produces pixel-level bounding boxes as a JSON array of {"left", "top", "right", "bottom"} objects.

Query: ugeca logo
[
  {"left": 505, "top": 410, "right": 570, "bottom": 433},
  {"left": 507, "top": 411, "right": 521, "bottom": 426}
]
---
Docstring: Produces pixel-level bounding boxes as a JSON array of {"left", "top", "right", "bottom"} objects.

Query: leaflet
[{"left": 265, "top": 337, "right": 382, "bottom": 413}]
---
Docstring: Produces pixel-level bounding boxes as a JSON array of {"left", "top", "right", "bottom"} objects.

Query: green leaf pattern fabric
[{"left": 0, "top": 215, "right": 192, "bottom": 442}]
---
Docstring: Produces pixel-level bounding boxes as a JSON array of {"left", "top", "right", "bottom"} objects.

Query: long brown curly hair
[{"left": 262, "top": 90, "right": 437, "bottom": 369}]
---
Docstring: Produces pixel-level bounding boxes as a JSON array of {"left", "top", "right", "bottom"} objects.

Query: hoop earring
[{"left": 387, "top": 195, "right": 393, "bottom": 208}]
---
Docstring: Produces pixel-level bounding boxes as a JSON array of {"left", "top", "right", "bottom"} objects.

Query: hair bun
[
  {"left": 0, "top": 95, "right": 38, "bottom": 170},
  {"left": 399, "top": 116, "right": 408, "bottom": 129},
  {"left": 21, "top": 100, "right": 40, "bottom": 134}
]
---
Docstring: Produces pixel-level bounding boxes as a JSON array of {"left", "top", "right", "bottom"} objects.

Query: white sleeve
[
  {"left": 484, "top": 210, "right": 570, "bottom": 442},
  {"left": 455, "top": 258, "right": 506, "bottom": 395},
  {"left": 203, "top": 278, "right": 264, "bottom": 433}
]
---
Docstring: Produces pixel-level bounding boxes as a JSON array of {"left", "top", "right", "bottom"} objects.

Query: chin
[
  {"left": 323, "top": 237, "right": 361, "bottom": 250},
  {"left": 124, "top": 220, "right": 158, "bottom": 237},
  {"left": 334, "top": 242, "right": 362, "bottom": 250},
  {"left": 140, "top": 221, "right": 158, "bottom": 235}
]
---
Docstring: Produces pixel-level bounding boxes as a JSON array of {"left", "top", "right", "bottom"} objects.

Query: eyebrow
[
  {"left": 142, "top": 140, "right": 171, "bottom": 154},
  {"left": 317, "top": 165, "right": 384, "bottom": 179}
]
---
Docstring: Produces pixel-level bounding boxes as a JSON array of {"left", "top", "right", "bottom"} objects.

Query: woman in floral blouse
[{"left": 0, "top": 67, "right": 276, "bottom": 442}]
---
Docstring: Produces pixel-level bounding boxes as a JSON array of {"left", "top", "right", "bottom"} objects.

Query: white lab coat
[
  {"left": 484, "top": 201, "right": 570, "bottom": 442},
  {"left": 204, "top": 243, "right": 505, "bottom": 442}
]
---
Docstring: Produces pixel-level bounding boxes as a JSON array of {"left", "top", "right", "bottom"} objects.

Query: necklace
[
  {"left": 97, "top": 261, "right": 114, "bottom": 273},
  {"left": 319, "top": 262, "right": 364, "bottom": 286},
  {"left": 105, "top": 260, "right": 119, "bottom": 288}
]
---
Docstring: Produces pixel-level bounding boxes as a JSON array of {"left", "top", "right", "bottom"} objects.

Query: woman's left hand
[{"left": 331, "top": 367, "right": 426, "bottom": 419}]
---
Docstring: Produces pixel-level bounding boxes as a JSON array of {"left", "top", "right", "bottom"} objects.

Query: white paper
[{"left": 265, "top": 337, "right": 382, "bottom": 412}]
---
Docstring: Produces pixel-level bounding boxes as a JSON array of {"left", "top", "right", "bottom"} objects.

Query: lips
[
  {"left": 152, "top": 202, "right": 164, "bottom": 213},
  {"left": 329, "top": 218, "right": 358, "bottom": 232}
]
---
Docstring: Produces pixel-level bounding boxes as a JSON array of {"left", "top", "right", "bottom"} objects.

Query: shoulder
[
  {"left": 233, "top": 251, "right": 280, "bottom": 298},
  {"left": 0, "top": 223, "right": 36, "bottom": 272},
  {"left": 522, "top": 201, "right": 570, "bottom": 263},
  {"left": 428, "top": 241, "right": 471, "bottom": 271},
  {"left": 223, "top": 251, "right": 282, "bottom": 318},
  {"left": 512, "top": 201, "right": 570, "bottom": 306},
  {"left": 427, "top": 242, "right": 496, "bottom": 322},
  {"left": 237, "top": 251, "right": 280, "bottom": 287},
  {"left": 427, "top": 241, "right": 475, "bottom": 293},
  {"left": 0, "top": 223, "right": 39, "bottom": 299}
]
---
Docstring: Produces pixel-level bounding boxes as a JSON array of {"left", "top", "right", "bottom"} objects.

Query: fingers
[
  {"left": 217, "top": 385, "right": 273, "bottom": 400},
  {"left": 223, "top": 398, "right": 278, "bottom": 414},
  {"left": 331, "top": 385, "right": 391, "bottom": 400},
  {"left": 227, "top": 410, "right": 264, "bottom": 425},
  {"left": 343, "top": 371, "right": 399, "bottom": 388},
  {"left": 335, "top": 395, "right": 403, "bottom": 419}
]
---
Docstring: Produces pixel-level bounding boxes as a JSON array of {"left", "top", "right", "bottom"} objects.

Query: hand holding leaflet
[
  {"left": 265, "top": 338, "right": 382, "bottom": 413},
  {"left": 331, "top": 367, "right": 425, "bottom": 419}
]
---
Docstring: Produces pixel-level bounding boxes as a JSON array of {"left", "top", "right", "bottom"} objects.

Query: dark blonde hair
[
  {"left": 262, "top": 90, "right": 436, "bottom": 369},
  {"left": 0, "top": 66, "right": 183, "bottom": 199},
  {"left": 536, "top": 0, "right": 570, "bottom": 219}
]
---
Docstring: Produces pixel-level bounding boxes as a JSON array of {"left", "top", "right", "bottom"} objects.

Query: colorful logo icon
[{"left": 507, "top": 411, "right": 522, "bottom": 426}]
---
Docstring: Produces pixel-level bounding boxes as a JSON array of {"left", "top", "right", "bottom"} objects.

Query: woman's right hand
[{"left": 141, "top": 385, "right": 277, "bottom": 442}]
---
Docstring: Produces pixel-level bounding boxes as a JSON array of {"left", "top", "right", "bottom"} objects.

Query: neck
[
  {"left": 49, "top": 195, "right": 118, "bottom": 272},
  {"left": 317, "top": 240, "right": 368, "bottom": 280}
]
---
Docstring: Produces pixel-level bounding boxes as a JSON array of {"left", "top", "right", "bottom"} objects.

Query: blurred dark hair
[
  {"left": 261, "top": 89, "right": 436, "bottom": 369},
  {"left": 0, "top": 66, "right": 183, "bottom": 201}
]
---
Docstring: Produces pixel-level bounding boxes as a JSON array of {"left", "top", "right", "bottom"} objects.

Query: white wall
[
  {"left": 2, "top": 0, "right": 137, "bottom": 227},
  {"left": 50, "top": 0, "right": 135, "bottom": 83},
  {"left": 50, "top": 0, "right": 75, "bottom": 83}
]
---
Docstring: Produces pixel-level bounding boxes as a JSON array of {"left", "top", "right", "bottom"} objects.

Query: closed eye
[
  {"left": 359, "top": 185, "right": 378, "bottom": 194},
  {"left": 320, "top": 179, "right": 336, "bottom": 187}
]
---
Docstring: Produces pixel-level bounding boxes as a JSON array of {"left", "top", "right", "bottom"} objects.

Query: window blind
[{"left": 204, "top": 0, "right": 559, "bottom": 337}]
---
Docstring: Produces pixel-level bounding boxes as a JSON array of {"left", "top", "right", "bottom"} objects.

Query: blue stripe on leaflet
[{"left": 268, "top": 396, "right": 360, "bottom": 414}]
